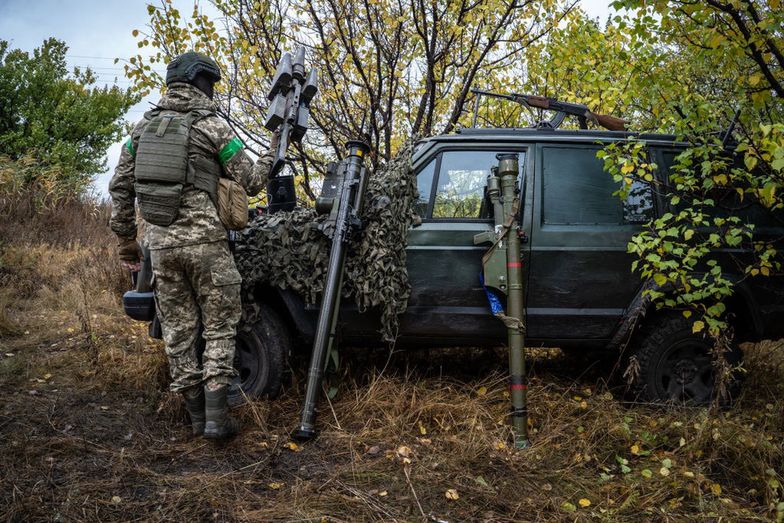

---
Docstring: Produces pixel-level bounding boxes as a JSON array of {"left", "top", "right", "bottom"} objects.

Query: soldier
[{"left": 109, "top": 51, "right": 277, "bottom": 440}]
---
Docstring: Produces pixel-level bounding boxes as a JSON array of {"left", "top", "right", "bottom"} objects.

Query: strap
[{"left": 155, "top": 114, "right": 175, "bottom": 137}]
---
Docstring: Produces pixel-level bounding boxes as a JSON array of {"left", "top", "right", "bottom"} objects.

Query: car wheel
[
  {"left": 628, "top": 314, "right": 742, "bottom": 405},
  {"left": 228, "top": 303, "right": 290, "bottom": 406}
]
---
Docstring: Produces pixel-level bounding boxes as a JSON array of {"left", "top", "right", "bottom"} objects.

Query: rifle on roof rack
[{"left": 470, "top": 88, "right": 627, "bottom": 132}]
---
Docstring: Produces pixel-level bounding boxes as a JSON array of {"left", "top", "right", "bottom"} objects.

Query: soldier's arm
[
  {"left": 203, "top": 116, "right": 275, "bottom": 197},
  {"left": 108, "top": 120, "right": 146, "bottom": 240}
]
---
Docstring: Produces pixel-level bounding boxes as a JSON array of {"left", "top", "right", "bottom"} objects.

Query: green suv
[{"left": 130, "top": 126, "right": 784, "bottom": 405}]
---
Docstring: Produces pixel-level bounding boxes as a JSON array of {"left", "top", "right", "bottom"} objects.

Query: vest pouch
[
  {"left": 136, "top": 182, "right": 183, "bottom": 226},
  {"left": 217, "top": 178, "right": 249, "bottom": 230}
]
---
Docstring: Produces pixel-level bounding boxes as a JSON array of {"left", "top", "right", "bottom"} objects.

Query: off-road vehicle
[{"left": 127, "top": 126, "right": 784, "bottom": 406}]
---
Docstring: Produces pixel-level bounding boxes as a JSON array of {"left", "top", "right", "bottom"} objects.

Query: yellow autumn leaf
[
  {"left": 578, "top": 498, "right": 591, "bottom": 508},
  {"left": 711, "top": 483, "right": 722, "bottom": 496},
  {"left": 286, "top": 442, "right": 301, "bottom": 452},
  {"left": 631, "top": 444, "right": 640, "bottom": 455},
  {"left": 445, "top": 488, "right": 459, "bottom": 500},
  {"left": 692, "top": 320, "right": 705, "bottom": 333},
  {"left": 396, "top": 445, "right": 412, "bottom": 457},
  {"left": 418, "top": 421, "right": 427, "bottom": 435},
  {"left": 268, "top": 482, "right": 284, "bottom": 490},
  {"left": 476, "top": 386, "right": 488, "bottom": 396}
]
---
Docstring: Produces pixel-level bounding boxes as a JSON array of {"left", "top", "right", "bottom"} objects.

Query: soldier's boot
[
  {"left": 182, "top": 386, "right": 206, "bottom": 437},
  {"left": 203, "top": 385, "right": 240, "bottom": 440}
]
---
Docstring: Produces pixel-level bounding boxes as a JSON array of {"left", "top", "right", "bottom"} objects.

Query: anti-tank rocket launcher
[{"left": 263, "top": 47, "right": 318, "bottom": 212}]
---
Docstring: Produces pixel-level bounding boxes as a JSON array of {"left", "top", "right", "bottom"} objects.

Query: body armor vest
[{"left": 134, "top": 109, "right": 222, "bottom": 226}]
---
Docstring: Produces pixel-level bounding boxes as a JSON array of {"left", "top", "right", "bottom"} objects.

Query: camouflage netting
[{"left": 234, "top": 142, "right": 419, "bottom": 342}]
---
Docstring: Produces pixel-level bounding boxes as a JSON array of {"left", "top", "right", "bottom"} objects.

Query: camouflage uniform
[{"left": 109, "top": 82, "right": 273, "bottom": 392}]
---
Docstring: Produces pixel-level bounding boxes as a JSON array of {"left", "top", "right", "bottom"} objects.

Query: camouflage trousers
[{"left": 150, "top": 240, "right": 242, "bottom": 392}]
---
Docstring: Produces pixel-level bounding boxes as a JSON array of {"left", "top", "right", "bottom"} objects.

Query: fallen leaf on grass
[
  {"left": 286, "top": 442, "right": 302, "bottom": 452},
  {"left": 111, "top": 496, "right": 121, "bottom": 504},
  {"left": 660, "top": 467, "right": 671, "bottom": 477},
  {"left": 445, "top": 489, "right": 459, "bottom": 500},
  {"left": 396, "top": 445, "right": 412, "bottom": 458},
  {"left": 641, "top": 469, "right": 653, "bottom": 479},
  {"left": 268, "top": 482, "right": 284, "bottom": 490},
  {"left": 378, "top": 490, "right": 388, "bottom": 497},
  {"left": 561, "top": 501, "right": 576, "bottom": 512},
  {"left": 711, "top": 483, "right": 722, "bottom": 496},
  {"left": 578, "top": 498, "right": 591, "bottom": 508},
  {"left": 476, "top": 386, "right": 487, "bottom": 396}
]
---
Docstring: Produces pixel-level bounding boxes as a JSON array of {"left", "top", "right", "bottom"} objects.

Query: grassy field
[{"left": 2, "top": 197, "right": 784, "bottom": 522}]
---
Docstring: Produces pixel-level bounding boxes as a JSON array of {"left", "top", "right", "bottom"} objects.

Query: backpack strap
[{"left": 185, "top": 109, "right": 222, "bottom": 204}]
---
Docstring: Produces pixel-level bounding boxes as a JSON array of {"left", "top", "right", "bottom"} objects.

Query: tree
[
  {"left": 0, "top": 38, "right": 138, "bottom": 197},
  {"left": 125, "top": 0, "right": 573, "bottom": 198},
  {"left": 586, "top": 1, "right": 784, "bottom": 344}
]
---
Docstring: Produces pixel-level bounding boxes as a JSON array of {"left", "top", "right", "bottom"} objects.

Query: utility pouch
[
  {"left": 135, "top": 182, "right": 184, "bottom": 226},
  {"left": 217, "top": 178, "right": 249, "bottom": 230}
]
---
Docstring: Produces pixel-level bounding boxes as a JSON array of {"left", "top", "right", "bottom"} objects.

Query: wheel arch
[
  {"left": 608, "top": 275, "right": 765, "bottom": 350},
  {"left": 247, "top": 284, "right": 313, "bottom": 345}
]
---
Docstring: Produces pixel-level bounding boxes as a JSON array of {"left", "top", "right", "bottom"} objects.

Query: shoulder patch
[
  {"left": 218, "top": 137, "right": 244, "bottom": 165},
  {"left": 125, "top": 137, "right": 136, "bottom": 157}
]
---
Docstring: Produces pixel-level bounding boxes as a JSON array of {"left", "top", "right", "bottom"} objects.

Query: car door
[
  {"left": 525, "top": 142, "right": 655, "bottom": 343},
  {"left": 399, "top": 145, "right": 528, "bottom": 344}
]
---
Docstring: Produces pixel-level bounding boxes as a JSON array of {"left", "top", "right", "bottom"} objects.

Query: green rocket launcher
[{"left": 474, "top": 154, "right": 530, "bottom": 449}]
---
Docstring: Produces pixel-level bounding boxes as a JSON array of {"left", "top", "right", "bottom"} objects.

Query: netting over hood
[{"left": 233, "top": 142, "right": 419, "bottom": 342}]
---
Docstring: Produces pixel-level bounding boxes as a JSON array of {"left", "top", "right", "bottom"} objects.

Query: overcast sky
[{"left": 0, "top": 0, "right": 616, "bottom": 198}]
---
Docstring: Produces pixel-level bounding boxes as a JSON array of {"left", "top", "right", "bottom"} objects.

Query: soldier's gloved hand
[{"left": 118, "top": 237, "right": 143, "bottom": 271}]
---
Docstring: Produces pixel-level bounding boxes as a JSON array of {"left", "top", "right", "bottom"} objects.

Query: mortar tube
[{"left": 498, "top": 154, "right": 529, "bottom": 449}]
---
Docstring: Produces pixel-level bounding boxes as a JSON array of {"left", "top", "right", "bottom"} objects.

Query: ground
[{"left": 2, "top": 205, "right": 784, "bottom": 522}]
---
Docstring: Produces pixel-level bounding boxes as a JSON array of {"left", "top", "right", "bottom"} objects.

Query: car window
[
  {"left": 432, "top": 151, "right": 523, "bottom": 219},
  {"left": 414, "top": 158, "right": 436, "bottom": 217},
  {"left": 659, "top": 149, "right": 782, "bottom": 228},
  {"left": 623, "top": 179, "right": 655, "bottom": 223},
  {"left": 543, "top": 146, "right": 654, "bottom": 225}
]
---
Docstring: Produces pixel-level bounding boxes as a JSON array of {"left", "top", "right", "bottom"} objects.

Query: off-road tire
[
  {"left": 227, "top": 303, "right": 290, "bottom": 406},
  {"left": 628, "top": 314, "right": 742, "bottom": 405}
]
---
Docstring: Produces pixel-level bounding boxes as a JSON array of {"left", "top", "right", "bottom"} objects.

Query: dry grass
[{"left": 2, "top": 195, "right": 784, "bottom": 522}]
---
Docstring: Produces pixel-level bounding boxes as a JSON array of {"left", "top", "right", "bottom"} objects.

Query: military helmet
[{"left": 165, "top": 51, "right": 221, "bottom": 86}]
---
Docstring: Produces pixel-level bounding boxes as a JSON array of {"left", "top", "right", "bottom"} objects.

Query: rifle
[
  {"left": 471, "top": 88, "right": 627, "bottom": 131},
  {"left": 263, "top": 47, "right": 319, "bottom": 212},
  {"left": 292, "top": 139, "right": 371, "bottom": 441}
]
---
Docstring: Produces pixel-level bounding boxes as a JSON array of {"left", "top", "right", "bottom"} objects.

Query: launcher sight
[{"left": 263, "top": 47, "right": 319, "bottom": 212}]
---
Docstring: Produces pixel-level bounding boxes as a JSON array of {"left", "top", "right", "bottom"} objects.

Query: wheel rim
[{"left": 655, "top": 339, "right": 714, "bottom": 404}]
